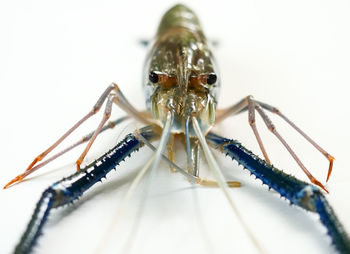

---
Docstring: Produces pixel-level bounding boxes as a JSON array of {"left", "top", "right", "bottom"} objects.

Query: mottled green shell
[
  {"left": 156, "top": 4, "right": 203, "bottom": 36},
  {"left": 143, "top": 4, "right": 219, "bottom": 134}
]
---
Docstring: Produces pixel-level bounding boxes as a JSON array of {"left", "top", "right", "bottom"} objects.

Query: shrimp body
[{"left": 5, "top": 4, "right": 350, "bottom": 254}]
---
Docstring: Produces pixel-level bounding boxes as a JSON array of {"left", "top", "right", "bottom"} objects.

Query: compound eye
[
  {"left": 149, "top": 71, "right": 170, "bottom": 84},
  {"left": 206, "top": 73, "right": 217, "bottom": 85},
  {"left": 197, "top": 72, "right": 217, "bottom": 86},
  {"left": 149, "top": 71, "right": 159, "bottom": 83}
]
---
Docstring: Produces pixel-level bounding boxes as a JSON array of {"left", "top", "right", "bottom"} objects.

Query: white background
[{"left": 0, "top": 0, "right": 350, "bottom": 254}]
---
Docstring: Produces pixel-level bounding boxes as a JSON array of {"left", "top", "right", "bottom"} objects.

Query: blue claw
[
  {"left": 13, "top": 126, "right": 157, "bottom": 254},
  {"left": 206, "top": 132, "right": 350, "bottom": 253}
]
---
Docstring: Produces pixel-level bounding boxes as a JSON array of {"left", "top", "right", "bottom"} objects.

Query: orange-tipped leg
[
  {"left": 4, "top": 175, "right": 24, "bottom": 189},
  {"left": 25, "top": 156, "right": 43, "bottom": 172},
  {"left": 3, "top": 117, "right": 129, "bottom": 189},
  {"left": 76, "top": 160, "right": 82, "bottom": 171},
  {"left": 3, "top": 84, "right": 120, "bottom": 189},
  {"left": 326, "top": 155, "right": 335, "bottom": 182},
  {"left": 256, "top": 100, "right": 335, "bottom": 183},
  {"left": 74, "top": 93, "right": 115, "bottom": 172},
  {"left": 311, "top": 177, "right": 329, "bottom": 194},
  {"left": 21, "top": 84, "right": 118, "bottom": 173},
  {"left": 254, "top": 105, "right": 329, "bottom": 193},
  {"left": 4, "top": 83, "right": 149, "bottom": 189}
]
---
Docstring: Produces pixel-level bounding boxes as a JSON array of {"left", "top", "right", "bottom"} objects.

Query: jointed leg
[
  {"left": 76, "top": 93, "right": 115, "bottom": 170},
  {"left": 3, "top": 117, "right": 129, "bottom": 189},
  {"left": 4, "top": 84, "right": 116, "bottom": 189},
  {"left": 5, "top": 83, "right": 150, "bottom": 188},
  {"left": 215, "top": 97, "right": 248, "bottom": 122},
  {"left": 254, "top": 105, "right": 327, "bottom": 192},
  {"left": 256, "top": 100, "right": 335, "bottom": 182},
  {"left": 217, "top": 96, "right": 271, "bottom": 163},
  {"left": 217, "top": 95, "right": 333, "bottom": 191},
  {"left": 247, "top": 96, "right": 271, "bottom": 163},
  {"left": 25, "top": 85, "right": 117, "bottom": 172}
]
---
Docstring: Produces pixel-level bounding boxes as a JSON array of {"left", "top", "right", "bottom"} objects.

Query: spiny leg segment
[
  {"left": 95, "top": 114, "right": 175, "bottom": 253},
  {"left": 12, "top": 126, "right": 157, "bottom": 254},
  {"left": 216, "top": 95, "right": 333, "bottom": 192},
  {"left": 12, "top": 127, "right": 347, "bottom": 254},
  {"left": 206, "top": 132, "right": 350, "bottom": 254}
]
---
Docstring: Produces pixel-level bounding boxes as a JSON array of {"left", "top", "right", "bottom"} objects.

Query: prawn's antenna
[
  {"left": 185, "top": 116, "right": 193, "bottom": 174},
  {"left": 150, "top": 111, "right": 174, "bottom": 174},
  {"left": 191, "top": 116, "right": 267, "bottom": 254},
  {"left": 95, "top": 112, "right": 174, "bottom": 254},
  {"left": 94, "top": 153, "right": 157, "bottom": 254}
]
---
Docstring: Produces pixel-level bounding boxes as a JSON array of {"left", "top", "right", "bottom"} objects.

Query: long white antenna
[
  {"left": 93, "top": 153, "right": 156, "bottom": 254},
  {"left": 149, "top": 111, "right": 174, "bottom": 175},
  {"left": 95, "top": 112, "right": 174, "bottom": 254},
  {"left": 191, "top": 116, "right": 266, "bottom": 254}
]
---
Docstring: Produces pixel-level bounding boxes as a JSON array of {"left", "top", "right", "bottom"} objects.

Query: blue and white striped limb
[
  {"left": 13, "top": 126, "right": 157, "bottom": 254},
  {"left": 206, "top": 132, "right": 350, "bottom": 254}
]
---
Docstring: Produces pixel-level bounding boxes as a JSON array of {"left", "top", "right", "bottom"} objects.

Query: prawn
[{"left": 2, "top": 4, "right": 350, "bottom": 254}]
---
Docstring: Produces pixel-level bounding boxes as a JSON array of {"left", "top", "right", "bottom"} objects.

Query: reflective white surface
[{"left": 1, "top": 1, "right": 349, "bottom": 254}]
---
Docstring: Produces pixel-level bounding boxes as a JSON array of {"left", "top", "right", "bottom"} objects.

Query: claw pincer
[{"left": 206, "top": 132, "right": 350, "bottom": 253}]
